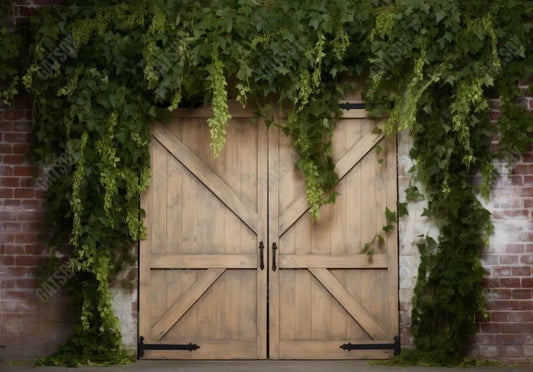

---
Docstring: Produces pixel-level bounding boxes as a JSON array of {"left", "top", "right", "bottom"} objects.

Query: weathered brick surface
[
  {"left": 2, "top": 0, "right": 532, "bottom": 364},
  {"left": 398, "top": 95, "right": 533, "bottom": 363}
]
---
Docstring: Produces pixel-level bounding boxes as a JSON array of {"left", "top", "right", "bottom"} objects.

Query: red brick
[
  {"left": 488, "top": 288, "right": 512, "bottom": 299},
  {"left": 481, "top": 254, "right": 499, "bottom": 265},
  {"left": 477, "top": 345, "right": 499, "bottom": 358},
  {"left": 521, "top": 187, "right": 533, "bottom": 197},
  {"left": 13, "top": 121, "right": 32, "bottom": 131},
  {"left": 15, "top": 255, "right": 37, "bottom": 266},
  {"left": 502, "top": 210, "right": 529, "bottom": 219},
  {"left": 491, "top": 311, "right": 512, "bottom": 322},
  {"left": 513, "top": 289, "right": 532, "bottom": 299},
  {"left": 2, "top": 109, "right": 25, "bottom": 121},
  {"left": 0, "top": 177, "right": 19, "bottom": 187},
  {"left": 490, "top": 111, "right": 501, "bottom": 121},
  {"left": 2, "top": 222, "right": 22, "bottom": 232},
  {"left": 22, "top": 222, "right": 40, "bottom": 232},
  {"left": 4, "top": 267, "right": 30, "bottom": 278},
  {"left": 4, "top": 245, "right": 21, "bottom": 254},
  {"left": 0, "top": 279, "right": 16, "bottom": 288},
  {"left": 4, "top": 290, "right": 31, "bottom": 300},
  {"left": 523, "top": 153, "right": 533, "bottom": 162},
  {"left": 512, "top": 266, "right": 532, "bottom": 276},
  {"left": 492, "top": 266, "right": 512, "bottom": 277},
  {"left": 475, "top": 334, "right": 495, "bottom": 345},
  {"left": 13, "top": 144, "right": 30, "bottom": 154},
  {"left": 502, "top": 322, "right": 533, "bottom": 333},
  {"left": 0, "top": 121, "right": 14, "bottom": 131},
  {"left": 14, "top": 188, "right": 34, "bottom": 198},
  {"left": 525, "top": 176, "right": 533, "bottom": 184},
  {"left": 4, "top": 133, "right": 31, "bottom": 143},
  {"left": 1, "top": 256, "right": 15, "bottom": 265},
  {"left": 484, "top": 277, "right": 499, "bottom": 288},
  {"left": 500, "top": 278, "right": 521, "bottom": 288},
  {"left": 14, "top": 233, "right": 37, "bottom": 244},
  {"left": 521, "top": 301, "right": 533, "bottom": 310},
  {"left": 0, "top": 188, "right": 14, "bottom": 198},
  {"left": 19, "top": 177, "right": 36, "bottom": 188},
  {"left": 521, "top": 255, "right": 533, "bottom": 264},
  {"left": 0, "top": 166, "right": 14, "bottom": 176},
  {"left": 0, "top": 234, "right": 14, "bottom": 243},
  {"left": 479, "top": 322, "right": 501, "bottom": 333},
  {"left": 16, "top": 278, "right": 37, "bottom": 289},
  {"left": 523, "top": 278, "right": 533, "bottom": 288},
  {"left": 506, "top": 244, "right": 525, "bottom": 253},
  {"left": 500, "top": 255, "right": 520, "bottom": 264},
  {"left": 24, "top": 245, "right": 45, "bottom": 255},
  {"left": 513, "top": 164, "right": 533, "bottom": 175},
  {"left": 3, "top": 154, "right": 26, "bottom": 165},
  {"left": 0, "top": 144, "right": 12, "bottom": 153},
  {"left": 509, "top": 311, "right": 533, "bottom": 322},
  {"left": 487, "top": 300, "right": 521, "bottom": 310},
  {"left": 495, "top": 334, "right": 525, "bottom": 345},
  {"left": 13, "top": 166, "right": 37, "bottom": 177},
  {"left": 21, "top": 199, "right": 42, "bottom": 209}
]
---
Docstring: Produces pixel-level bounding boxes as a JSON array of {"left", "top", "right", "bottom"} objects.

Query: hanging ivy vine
[{"left": 1, "top": 0, "right": 532, "bottom": 366}]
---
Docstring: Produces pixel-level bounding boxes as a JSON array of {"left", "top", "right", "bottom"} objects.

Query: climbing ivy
[{"left": 1, "top": 0, "right": 532, "bottom": 366}]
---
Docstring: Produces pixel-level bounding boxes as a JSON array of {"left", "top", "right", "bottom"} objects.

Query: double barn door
[{"left": 139, "top": 98, "right": 398, "bottom": 359}]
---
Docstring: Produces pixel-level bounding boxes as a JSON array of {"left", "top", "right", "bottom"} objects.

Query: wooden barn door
[
  {"left": 140, "top": 97, "right": 398, "bottom": 360},
  {"left": 139, "top": 104, "right": 268, "bottom": 359},
  {"left": 268, "top": 100, "right": 399, "bottom": 359}
]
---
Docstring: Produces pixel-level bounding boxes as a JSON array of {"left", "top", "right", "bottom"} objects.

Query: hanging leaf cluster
[{"left": 1, "top": 0, "right": 532, "bottom": 366}]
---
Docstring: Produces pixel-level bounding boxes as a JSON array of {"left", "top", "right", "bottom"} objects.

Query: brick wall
[
  {"left": 0, "top": 98, "right": 75, "bottom": 361},
  {"left": 1, "top": 1, "right": 136, "bottom": 362},
  {"left": 1, "top": 0, "right": 532, "bottom": 364},
  {"left": 398, "top": 93, "right": 533, "bottom": 364}
]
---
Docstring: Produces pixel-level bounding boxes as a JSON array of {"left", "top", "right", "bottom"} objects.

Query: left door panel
[{"left": 139, "top": 104, "right": 268, "bottom": 359}]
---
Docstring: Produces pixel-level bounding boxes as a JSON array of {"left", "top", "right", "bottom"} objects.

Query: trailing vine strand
[{"left": 1, "top": 0, "right": 532, "bottom": 366}]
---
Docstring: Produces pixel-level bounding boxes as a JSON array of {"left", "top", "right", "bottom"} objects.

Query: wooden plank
[
  {"left": 142, "top": 341, "right": 257, "bottom": 359},
  {"left": 150, "top": 268, "right": 225, "bottom": 340},
  {"left": 279, "top": 254, "right": 387, "bottom": 269},
  {"left": 239, "top": 120, "right": 257, "bottom": 343},
  {"left": 278, "top": 131, "right": 384, "bottom": 235},
  {"left": 151, "top": 255, "right": 257, "bottom": 269},
  {"left": 278, "top": 131, "right": 296, "bottom": 343},
  {"left": 309, "top": 268, "right": 388, "bottom": 340},
  {"left": 310, "top": 205, "right": 331, "bottom": 341},
  {"left": 330, "top": 122, "right": 347, "bottom": 341},
  {"left": 386, "top": 136, "right": 399, "bottom": 336},
  {"left": 153, "top": 123, "right": 258, "bottom": 233},
  {"left": 279, "top": 341, "right": 392, "bottom": 359},
  {"left": 149, "top": 141, "right": 168, "bottom": 339},
  {"left": 345, "top": 118, "right": 367, "bottom": 341},
  {"left": 138, "top": 158, "right": 152, "bottom": 353},
  {"left": 223, "top": 121, "right": 242, "bottom": 342},
  {"left": 256, "top": 120, "right": 268, "bottom": 359},
  {"left": 268, "top": 122, "right": 281, "bottom": 359}
]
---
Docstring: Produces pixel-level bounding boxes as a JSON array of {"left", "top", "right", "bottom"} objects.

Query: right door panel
[{"left": 268, "top": 102, "right": 398, "bottom": 359}]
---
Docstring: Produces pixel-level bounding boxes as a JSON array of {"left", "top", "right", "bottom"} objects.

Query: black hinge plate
[
  {"left": 138, "top": 336, "right": 200, "bottom": 357},
  {"left": 338, "top": 102, "right": 366, "bottom": 110},
  {"left": 340, "top": 336, "right": 400, "bottom": 356}
]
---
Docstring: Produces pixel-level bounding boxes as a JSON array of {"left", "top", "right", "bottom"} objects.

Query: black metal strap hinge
[
  {"left": 338, "top": 102, "right": 366, "bottom": 111},
  {"left": 340, "top": 336, "right": 400, "bottom": 356},
  {"left": 138, "top": 336, "right": 200, "bottom": 357}
]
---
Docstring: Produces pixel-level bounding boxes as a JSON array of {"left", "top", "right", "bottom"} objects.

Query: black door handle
[
  {"left": 272, "top": 242, "right": 277, "bottom": 271},
  {"left": 259, "top": 241, "right": 264, "bottom": 270}
]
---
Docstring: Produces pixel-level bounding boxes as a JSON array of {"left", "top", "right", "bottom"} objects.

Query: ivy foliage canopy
[{"left": 1, "top": 0, "right": 532, "bottom": 366}]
